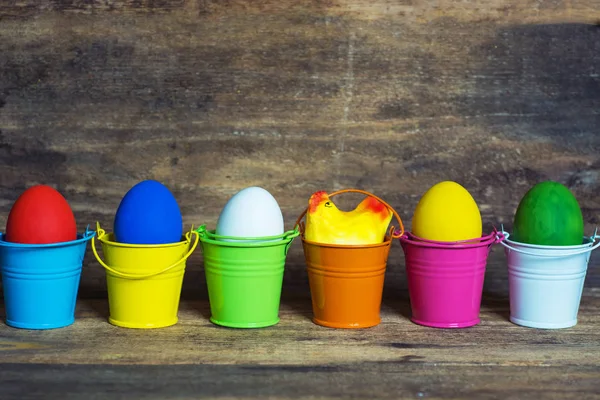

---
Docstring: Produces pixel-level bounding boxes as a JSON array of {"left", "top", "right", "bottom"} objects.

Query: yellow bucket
[{"left": 92, "top": 223, "right": 199, "bottom": 329}]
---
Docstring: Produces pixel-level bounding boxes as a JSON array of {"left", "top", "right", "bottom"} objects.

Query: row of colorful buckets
[{"left": 0, "top": 189, "right": 598, "bottom": 330}]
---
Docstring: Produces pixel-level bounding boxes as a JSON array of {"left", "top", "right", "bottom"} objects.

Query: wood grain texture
[
  {"left": 1, "top": 2, "right": 600, "bottom": 256},
  {"left": 1, "top": 1, "right": 600, "bottom": 398},
  {"left": 0, "top": 251, "right": 600, "bottom": 399},
  {"left": 2, "top": 3, "right": 600, "bottom": 291}
]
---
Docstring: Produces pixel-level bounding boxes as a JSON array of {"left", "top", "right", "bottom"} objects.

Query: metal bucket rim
[
  {"left": 503, "top": 232, "right": 594, "bottom": 250},
  {"left": 0, "top": 230, "right": 95, "bottom": 249},
  {"left": 499, "top": 230, "right": 600, "bottom": 258},
  {"left": 399, "top": 231, "right": 499, "bottom": 249},
  {"left": 197, "top": 226, "right": 299, "bottom": 248},
  {"left": 98, "top": 232, "right": 191, "bottom": 249},
  {"left": 300, "top": 235, "right": 393, "bottom": 249}
]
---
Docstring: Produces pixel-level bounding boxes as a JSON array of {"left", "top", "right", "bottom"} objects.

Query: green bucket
[{"left": 197, "top": 226, "right": 299, "bottom": 328}]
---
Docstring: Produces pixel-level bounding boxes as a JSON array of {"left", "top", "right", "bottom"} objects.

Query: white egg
[{"left": 216, "top": 187, "right": 284, "bottom": 241}]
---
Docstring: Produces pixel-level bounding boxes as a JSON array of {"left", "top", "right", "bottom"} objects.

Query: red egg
[{"left": 5, "top": 185, "right": 77, "bottom": 244}]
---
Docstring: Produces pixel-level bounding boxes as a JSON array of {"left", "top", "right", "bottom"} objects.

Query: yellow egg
[{"left": 412, "top": 181, "right": 482, "bottom": 242}]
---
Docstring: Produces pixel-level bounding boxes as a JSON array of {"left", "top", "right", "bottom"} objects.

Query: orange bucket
[{"left": 295, "top": 189, "right": 404, "bottom": 328}]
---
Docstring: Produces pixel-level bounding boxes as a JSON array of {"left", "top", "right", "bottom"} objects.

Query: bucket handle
[
  {"left": 497, "top": 230, "right": 600, "bottom": 257},
  {"left": 91, "top": 225, "right": 200, "bottom": 279},
  {"left": 294, "top": 188, "right": 405, "bottom": 239},
  {"left": 283, "top": 229, "right": 300, "bottom": 255}
]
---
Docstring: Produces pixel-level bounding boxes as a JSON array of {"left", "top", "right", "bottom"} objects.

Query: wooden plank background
[
  {"left": 1, "top": 1, "right": 600, "bottom": 399},
  {"left": 2, "top": 0, "right": 600, "bottom": 297}
]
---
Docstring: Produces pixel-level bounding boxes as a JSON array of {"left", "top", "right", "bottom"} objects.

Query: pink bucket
[{"left": 399, "top": 231, "right": 501, "bottom": 328}]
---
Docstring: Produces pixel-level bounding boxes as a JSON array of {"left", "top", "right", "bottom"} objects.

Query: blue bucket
[{"left": 0, "top": 229, "right": 95, "bottom": 329}]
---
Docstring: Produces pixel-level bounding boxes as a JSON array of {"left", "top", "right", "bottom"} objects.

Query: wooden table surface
[
  {"left": 2, "top": 0, "right": 600, "bottom": 398},
  {"left": 1, "top": 247, "right": 599, "bottom": 399}
]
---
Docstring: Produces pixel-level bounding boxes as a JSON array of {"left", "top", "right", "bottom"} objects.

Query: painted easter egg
[
  {"left": 5, "top": 185, "right": 77, "bottom": 244},
  {"left": 114, "top": 180, "right": 183, "bottom": 244},
  {"left": 512, "top": 181, "right": 583, "bottom": 246},
  {"left": 412, "top": 181, "right": 482, "bottom": 242},
  {"left": 216, "top": 187, "right": 284, "bottom": 241}
]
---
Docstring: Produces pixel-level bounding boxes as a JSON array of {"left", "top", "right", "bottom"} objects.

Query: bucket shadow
[
  {"left": 280, "top": 265, "right": 314, "bottom": 322},
  {"left": 280, "top": 290, "right": 313, "bottom": 323},
  {"left": 480, "top": 292, "right": 510, "bottom": 322},
  {"left": 181, "top": 269, "right": 211, "bottom": 320},
  {"left": 82, "top": 298, "right": 110, "bottom": 319},
  {"left": 381, "top": 296, "right": 412, "bottom": 321},
  {"left": 383, "top": 250, "right": 411, "bottom": 321},
  {"left": 482, "top": 248, "right": 510, "bottom": 321},
  {"left": 192, "top": 300, "right": 212, "bottom": 321}
]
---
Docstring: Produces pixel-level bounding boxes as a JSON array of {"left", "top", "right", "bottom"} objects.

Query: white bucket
[{"left": 500, "top": 231, "right": 600, "bottom": 329}]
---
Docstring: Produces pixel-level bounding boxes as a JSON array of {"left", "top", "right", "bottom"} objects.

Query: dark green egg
[{"left": 512, "top": 181, "right": 584, "bottom": 246}]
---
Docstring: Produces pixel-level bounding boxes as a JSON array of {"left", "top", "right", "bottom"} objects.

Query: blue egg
[{"left": 114, "top": 180, "right": 183, "bottom": 244}]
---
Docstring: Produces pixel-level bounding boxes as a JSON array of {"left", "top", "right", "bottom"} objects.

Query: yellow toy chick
[{"left": 304, "top": 191, "right": 393, "bottom": 245}]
